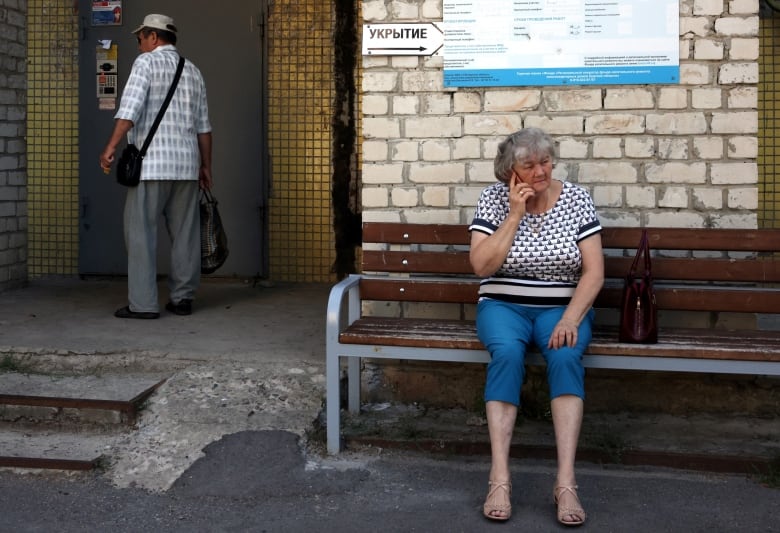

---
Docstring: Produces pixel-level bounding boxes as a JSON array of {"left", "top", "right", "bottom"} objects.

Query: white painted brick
[
  {"left": 452, "top": 137, "right": 481, "bottom": 159},
  {"left": 727, "top": 86, "right": 757, "bottom": 108},
  {"left": 711, "top": 111, "right": 757, "bottom": 134},
  {"left": 598, "top": 212, "right": 641, "bottom": 227},
  {"left": 363, "top": 140, "right": 389, "bottom": 161},
  {"left": 553, "top": 163, "right": 574, "bottom": 182},
  {"left": 453, "top": 186, "right": 482, "bottom": 207},
  {"left": 646, "top": 212, "right": 707, "bottom": 228},
  {"left": 592, "top": 185, "right": 623, "bottom": 207},
  {"left": 727, "top": 187, "right": 758, "bottom": 209},
  {"left": 680, "top": 17, "right": 710, "bottom": 38},
  {"left": 453, "top": 92, "right": 481, "bottom": 113},
  {"left": 625, "top": 186, "right": 657, "bottom": 208},
  {"left": 585, "top": 114, "right": 644, "bottom": 134},
  {"left": 393, "top": 95, "right": 419, "bottom": 115},
  {"left": 714, "top": 16, "right": 759, "bottom": 36},
  {"left": 577, "top": 162, "right": 637, "bottom": 183},
  {"left": 363, "top": 0, "right": 389, "bottom": 21},
  {"left": 693, "top": 39, "right": 725, "bottom": 60},
  {"left": 693, "top": 187, "right": 724, "bottom": 209},
  {"left": 658, "top": 187, "right": 689, "bottom": 208},
  {"left": 680, "top": 39, "right": 692, "bottom": 61},
  {"left": 362, "top": 186, "right": 389, "bottom": 207},
  {"left": 423, "top": 186, "right": 451, "bottom": 207},
  {"left": 603, "top": 88, "right": 654, "bottom": 110},
  {"left": 646, "top": 113, "right": 707, "bottom": 135},
  {"left": 543, "top": 90, "right": 601, "bottom": 111},
  {"left": 409, "top": 162, "right": 466, "bottom": 183},
  {"left": 363, "top": 163, "right": 404, "bottom": 184},
  {"left": 404, "top": 209, "right": 461, "bottom": 224},
  {"left": 729, "top": 37, "right": 759, "bottom": 60},
  {"left": 401, "top": 71, "right": 444, "bottom": 92},
  {"left": 658, "top": 138, "right": 690, "bottom": 159},
  {"left": 391, "top": 56, "right": 421, "bottom": 68},
  {"left": 691, "top": 88, "right": 722, "bottom": 109},
  {"left": 406, "top": 116, "right": 462, "bottom": 137},
  {"left": 694, "top": 0, "right": 725, "bottom": 16},
  {"left": 558, "top": 137, "right": 589, "bottom": 159},
  {"left": 483, "top": 138, "right": 503, "bottom": 160},
  {"left": 463, "top": 114, "right": 523, "bottom": 135},
  {"left": 646, "top": 162, "right": 707, "bottom": 184},
  {"left": 424, "top": 55, "right": 444, "bottom": 68},
  {"left": 469, "top": 161, "right": 497, "bottom": 183},
  {"left": 718, "top": 62, "right": 758, "bottom": 83},
  {"left": 421, "top": 139, "right": 451, "bottom": 161},
  {"left": 391, "top": 187, "right": 419, "bottom": 207},
  {"left": 484, "top": 90, "right": 541, "bottom": 111},
  {"left": 525, "top": 115, "right": 584, "bottom": 135},
  {"left": 592, "top": 138, "right": 622, "bottom": 158},
  {"left": 693, "top": 137, "right": 724, "bottom": 159},
  {"left": 711, "top": 213, "right": 757, "bottom": 228},
  {"left": 363, "top": 94, "right": 389, "bottom": 115},
  {"left": 422, "top": 93, "right": 452, "bottom": 114},
  {"left": 391, "top": 141, "right": 420, "bottom": 161},
  {"left": 461, "top": 207, "right": 477, "bottom": 224},
  {"left": 679, "top": 63, "right": 712, "bottom": 84},
  {"left": 363, "top": 71, "right": 398, "bottom": 92},
  {"left": 729, "top": 0, "right": 759, "bottom": 15},
  {"left": 727, "top": 136, "right": 758, "bottom": 158},
  {"left": 658, "top": 87, "right": 688, "bottom": 109},
  {"left": 389, "top": 1, "right": 420, "bottom": 19},
  {"left": 363, "top": 55, "right": 389, "bottom": 68},
  {"left": 362, "top": 210, "right": 402, "bottom": 223},
  {"left": 363, "top": 117, "right": 401, "bottom": 138},
  {"left": 421, "top": 0, "right": 442, "bottom": 18},
  {"left": 711, "top": 162, "right": 757, "bottom": 184},
  {"left": 625, "top": 137, "right": 655, "bottom": 158}
]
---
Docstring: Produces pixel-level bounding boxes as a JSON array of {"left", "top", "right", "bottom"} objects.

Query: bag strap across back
[{"left": 139, "top": 55, "right": 185, "bottom": 157}]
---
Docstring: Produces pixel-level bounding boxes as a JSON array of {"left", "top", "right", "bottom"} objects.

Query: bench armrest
[{"left": 326, "top": 274, "right": 362, "bottom": 345}]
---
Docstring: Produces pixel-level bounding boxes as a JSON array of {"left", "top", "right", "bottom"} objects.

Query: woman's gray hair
[{"left": 493, "top": 127, "right": 556, "bottom": 183}]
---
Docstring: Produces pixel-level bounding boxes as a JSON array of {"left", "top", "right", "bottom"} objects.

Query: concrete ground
[{"left": 0, "top": 278, "right": 778, "bottom": 532}]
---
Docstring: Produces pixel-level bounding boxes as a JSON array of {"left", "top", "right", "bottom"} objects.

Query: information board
[{"left": 443, "top": 0, "right": 679, "bottom": 87}]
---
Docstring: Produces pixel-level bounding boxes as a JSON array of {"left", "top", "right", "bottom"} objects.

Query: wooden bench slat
[
  {"left": 360, "top": 278, "right": 479, "bottom": 304},
  {"left": 363, "top": 223, "right": 471, "bottom": 245},
  {"left": 339, "top": 318, "right": 780, "bottom": 362}
]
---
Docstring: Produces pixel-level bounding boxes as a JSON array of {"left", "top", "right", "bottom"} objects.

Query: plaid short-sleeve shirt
[{"left": 115, "top": 45, "right": 211, "bottom": 181}]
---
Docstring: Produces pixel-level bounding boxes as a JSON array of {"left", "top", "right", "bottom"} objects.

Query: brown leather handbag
[{"left": 619, "top": 229, "right": 658, "bottom": 343}]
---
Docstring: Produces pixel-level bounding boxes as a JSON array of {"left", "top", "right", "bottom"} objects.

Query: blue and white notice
[{"left": 443, "top": 0, "right": 679, "bottom": 87}]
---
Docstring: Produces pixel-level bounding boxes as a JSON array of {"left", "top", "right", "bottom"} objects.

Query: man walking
[{"left": 100, "top": 13, "right": 212, "bottom": 319}]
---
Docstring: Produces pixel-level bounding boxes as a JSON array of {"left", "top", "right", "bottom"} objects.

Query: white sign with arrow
[{"left": 362, "top": 23, "right": 444, "bottom": 56}]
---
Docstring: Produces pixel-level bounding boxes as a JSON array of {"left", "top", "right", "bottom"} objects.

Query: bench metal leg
[
  {"left": 326, "top": 352, "right": 341, "bottom": 454},
  {"left": 347, "top": 357, "right": 361, "bottom": 413}
]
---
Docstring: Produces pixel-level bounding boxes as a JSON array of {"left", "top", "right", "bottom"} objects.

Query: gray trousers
[{"left": 124, "top": 180, "right": 200, "bottom": 313}]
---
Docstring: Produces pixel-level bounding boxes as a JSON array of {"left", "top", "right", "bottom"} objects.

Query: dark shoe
[
  {"left": 165, "top": 299, "right": 192, "bottom": 316},
  {"left": 114, "top": 306, "right": 160, "bottom": 320}
]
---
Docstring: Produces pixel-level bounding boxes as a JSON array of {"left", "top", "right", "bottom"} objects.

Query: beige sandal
[
  {"left": 483, "top": 480, "right": 512, "bottom": 521},
  {"left": 554, "top": 485, "right": 587, "bottom": 526}
]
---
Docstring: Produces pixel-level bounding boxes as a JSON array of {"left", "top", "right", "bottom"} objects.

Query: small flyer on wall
[{"left": 92, "top": 1, "right": 122, "bottom": 26}]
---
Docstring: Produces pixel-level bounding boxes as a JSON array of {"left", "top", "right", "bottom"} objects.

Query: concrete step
[
  {"left": 0, "top": 373, "right": 165, "bottom": 425},
  {"left": 0, "top": 372, "right": 166, "bottom": 470}
]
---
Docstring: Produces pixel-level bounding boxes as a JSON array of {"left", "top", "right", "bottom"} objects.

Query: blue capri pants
[{"left": 476, "top": 298, "right": 594, "bottom": 406}]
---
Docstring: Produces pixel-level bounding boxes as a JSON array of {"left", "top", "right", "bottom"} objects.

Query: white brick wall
[
  {"left": 0, "top": 0, "right": 27, "bottom": 291},
  {"left": 361, "top": 1, "right": 760, "bottom": 229}
]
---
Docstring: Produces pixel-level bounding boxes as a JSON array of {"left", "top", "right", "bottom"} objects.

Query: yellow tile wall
[
  {"left": 26, "top": 1, "right": 79, "bottom": 277},
  {"left": 267, "top": 1, "right": 337, "bottom": 282},
  {"left": 760, "top": 15, "right": 780, "bottom": 229}
]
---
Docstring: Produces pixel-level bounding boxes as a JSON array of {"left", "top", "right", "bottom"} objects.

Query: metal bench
[{"left": 325, "top": 223, "right": 780, "bottom": 453}]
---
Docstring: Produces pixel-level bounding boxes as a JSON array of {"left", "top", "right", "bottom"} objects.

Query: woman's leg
[
  {"left": 534, "top": 306, "right": 592, "bottom": 524},
  {"left": 477, "top": 299, "right": 532, "bottom": 519}
]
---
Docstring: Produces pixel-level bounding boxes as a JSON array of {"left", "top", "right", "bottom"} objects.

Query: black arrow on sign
[{"left": 368, "top": 46, "right": 427, "bottom": 52}]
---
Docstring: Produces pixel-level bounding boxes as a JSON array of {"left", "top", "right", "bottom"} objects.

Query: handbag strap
[
  {"left": 628, "top": 229, "right": 652, "bottom": 276},
  {"left": 139, "top": 55, "right": 185, "bottom": 157}
]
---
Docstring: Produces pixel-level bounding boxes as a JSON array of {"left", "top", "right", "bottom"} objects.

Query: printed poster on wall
[
  {"left": 443, "top": 0, "right": 679, "bottom": 87},
  {"left": 92, "top": 1, "right": 123, "bottom": 26}
]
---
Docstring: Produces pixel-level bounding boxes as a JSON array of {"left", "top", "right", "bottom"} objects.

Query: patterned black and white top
[{"left": 469, "top": 180, "right": 602, "bottom": 307}]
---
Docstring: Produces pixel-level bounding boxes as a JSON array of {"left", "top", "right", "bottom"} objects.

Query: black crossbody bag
[{"left": 117, "top": 56, "right": 185, "bottom": 187}]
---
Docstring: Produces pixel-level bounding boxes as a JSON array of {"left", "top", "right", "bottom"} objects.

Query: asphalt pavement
[{"left": 0, "top": 278, "right": 777, "bottom": 532}]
